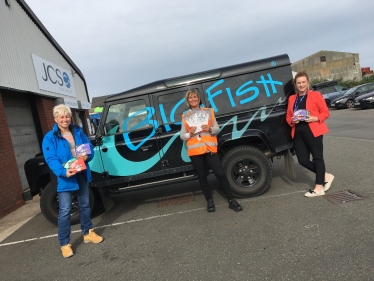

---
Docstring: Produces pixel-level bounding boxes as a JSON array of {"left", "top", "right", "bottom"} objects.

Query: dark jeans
[
  {"left": 293, "top": 124, "right": 325, "bottom": 185},
  {"left": 190, "top": 152, "right": 234, "bottom": 201}
]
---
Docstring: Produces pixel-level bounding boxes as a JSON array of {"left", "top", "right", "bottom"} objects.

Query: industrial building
[
  {"left": 0, "top": 0, "right": 91, "bottom": 216},
  {"left": 291, "top": 50, "right": 362, "bottom": 82}
]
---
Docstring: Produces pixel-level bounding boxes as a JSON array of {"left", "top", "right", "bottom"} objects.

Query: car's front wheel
[
  {"left": 40, "top": 182, "right": 94, "bottom": 226},
  {"left": 346, "top": 99, "right": 354, "bottom": 108},
  {"left": 221, "top": 146, "right": 272, "bottom": 198},
  {"left": 325, "top": 99, "right": 331, "bottom": 108}
]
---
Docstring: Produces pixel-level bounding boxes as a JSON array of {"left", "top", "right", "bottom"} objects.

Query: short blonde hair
[
  {"left": 53, "top": 104, "right": 72, "bottom": 119},
  {"left": 185, "top": 88, "right": 201, "bottom": 108}
]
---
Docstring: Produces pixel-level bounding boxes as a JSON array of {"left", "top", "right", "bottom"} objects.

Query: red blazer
[{"left": 286, "top": 90, "right": 330, "bottom": 138}]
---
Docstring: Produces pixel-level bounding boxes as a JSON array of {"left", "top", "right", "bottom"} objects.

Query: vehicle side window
[
  {"left": 319, "top": 87, "right": 332, "bottom": 95},
  {"left": 104, "top": 99, "right": 150, "bottom": 135},
  {"left": 367, "top": 84, "right": 374, "bottom": 91},
  {"left": 334, "top": 85, "right": 344, "bottom": 91},
  {"left": 356, "top": 86, "right": 367, "bottom": 94},
  {"left": 157, "top": 90, "right": 188, "bottom": 124}
]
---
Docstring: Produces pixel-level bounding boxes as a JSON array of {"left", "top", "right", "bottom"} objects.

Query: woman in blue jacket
[{"left": 42, "top": 104, "right": 103, "bottom": 258}]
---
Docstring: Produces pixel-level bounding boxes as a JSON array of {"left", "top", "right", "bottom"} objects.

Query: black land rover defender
[{"left": 24, "top": 54, "right": 296, "bottom": 225}]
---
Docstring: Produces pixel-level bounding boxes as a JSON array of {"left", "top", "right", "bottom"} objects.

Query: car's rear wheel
[
  {"left": 40, "top": 182, "right": 94, "bottom": 226},
  {"left": 221, "top": 146, "right": 272, "bottom": 198},
  {"left": 346, "top": 99, "right": 354, "bottom": 108}
]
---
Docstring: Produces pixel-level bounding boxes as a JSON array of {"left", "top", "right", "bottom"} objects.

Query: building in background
[
  {"left": 361, "top": 67, "right": 373, "bottom": 78},
  {"left": 0, "top": 0, "right": 92, "bottom": 217},
  {"left": 291, "top": 50, "right": 362, "bottom": 82}
]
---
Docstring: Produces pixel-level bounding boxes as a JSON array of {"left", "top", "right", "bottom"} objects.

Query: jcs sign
[{"left": 32, "top": 54, "right": 76, "bottom": 97}]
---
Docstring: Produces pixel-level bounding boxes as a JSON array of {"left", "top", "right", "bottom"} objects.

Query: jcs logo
[{"left": 41, "top": 63, "right": 71, "bottom": 88}]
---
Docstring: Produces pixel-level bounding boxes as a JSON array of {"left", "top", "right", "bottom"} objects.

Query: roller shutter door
[{"left": 2, "top": 91, "right": 41, "bottom": 190}]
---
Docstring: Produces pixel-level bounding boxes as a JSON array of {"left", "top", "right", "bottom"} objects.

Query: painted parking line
[{"left": 0, "top": 190, "right": 305, "bottom": 248}]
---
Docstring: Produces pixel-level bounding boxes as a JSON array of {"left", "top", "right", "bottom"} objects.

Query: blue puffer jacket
[{"left": 42, "top": 123, "right": 95, "bottom": 192}]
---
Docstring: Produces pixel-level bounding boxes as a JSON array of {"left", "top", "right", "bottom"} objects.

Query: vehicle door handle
[
  {"left": 141, "top": 145, "right": 152, "bottom": 151},
  {"left": 102, "top": 146, "right": 108, "bottom": 152}
]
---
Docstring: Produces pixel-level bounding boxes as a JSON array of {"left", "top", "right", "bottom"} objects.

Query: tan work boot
[
  {"left": 83, "top": 229, "right": 103, "bottom": 244},
  {"left": 61, "top": 244, "right": 74, "bottom": 258}
]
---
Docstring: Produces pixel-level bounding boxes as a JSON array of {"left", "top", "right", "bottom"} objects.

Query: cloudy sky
[{"left": 25, "top": 0, "right": 374, "bottom": 100}]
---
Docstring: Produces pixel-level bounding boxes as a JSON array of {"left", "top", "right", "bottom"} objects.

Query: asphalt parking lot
[{"left": 0, "top": 108, "right": 373, "bottom": 281}]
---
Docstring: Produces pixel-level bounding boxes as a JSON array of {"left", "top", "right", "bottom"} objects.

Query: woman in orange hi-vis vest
[{"left": 180, "top": 88, "right": 243, "bottom": 212}]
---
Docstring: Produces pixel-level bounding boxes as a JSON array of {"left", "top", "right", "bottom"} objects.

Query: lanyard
[{"left": 294, "top": 92, "right": 307, "bottom": 111}]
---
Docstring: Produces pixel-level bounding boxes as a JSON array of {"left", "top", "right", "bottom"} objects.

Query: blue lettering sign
[
  {"left": 256, "top": 73, "right": 283, "bottom": 97},
  {"left": 206, "top": 79, "right": 225, "bottom": 112},
  {"left": 236, "top": 80, "right": 259, "bottom": 105},
  {"left": 122, "top": 107, "right": 159, "bottom": 151}
]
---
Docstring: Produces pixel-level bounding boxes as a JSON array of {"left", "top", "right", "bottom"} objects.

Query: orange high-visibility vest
[{"left": 182, "top": 108, "right": 218, "bottom": 156}]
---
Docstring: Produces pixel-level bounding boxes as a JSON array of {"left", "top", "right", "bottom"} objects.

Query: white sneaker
[
  {"left": 305, "top": 189, "right": 325, "bottom": 197},
  {"left": 324, "top": 174, "right": 334, "bottom": 192}
]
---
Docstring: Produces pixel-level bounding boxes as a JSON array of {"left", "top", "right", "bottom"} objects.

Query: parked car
[
  {"left": 322, "top": 89, "right": 347, "bottom": 107},
  {"left": 331, "top": 83, "right": 374, "bottom": 109},
  {"left": 353, "top": 90, "right": 374, "bottom": 109},
  {"left": 312, "top": 80, "right": 346, "bottom": 95}
]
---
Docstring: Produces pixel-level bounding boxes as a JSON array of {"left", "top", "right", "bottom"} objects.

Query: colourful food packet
[
  {"left": 75, "top": 143, "right": 91, "bottom": 157},
  {"left": 293, "top": 109, "right": 310, "bottom": 121}
]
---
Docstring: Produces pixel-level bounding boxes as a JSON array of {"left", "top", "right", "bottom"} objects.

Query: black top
[
  {"left": 293, "top": 93, "right": 307, "bottom": 110},
  {"left": 294, "top": 93, "right": 308, "bottom": 129}
]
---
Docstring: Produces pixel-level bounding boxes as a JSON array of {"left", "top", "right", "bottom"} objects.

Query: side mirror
[
  {"left": 96, "top": 136, "right": 103, "bottom": 146},
  {"left": 95, "top": 123, "right": 105, "bottom": 145},
  {"left": 98, "top": 123, "right": 105, "bottom": 136}
]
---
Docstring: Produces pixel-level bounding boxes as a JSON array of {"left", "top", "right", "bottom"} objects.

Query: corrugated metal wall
[{"left": 0, "top": 1, "right": 87, "bottom": 101}]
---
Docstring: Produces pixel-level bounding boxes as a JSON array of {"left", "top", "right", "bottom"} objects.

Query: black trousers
[
  {"left": 293, "top": 124, "right": 325, "bottom": 185},
  {"left": 190, "top": 153, "right": 234, "bottom": 201}
]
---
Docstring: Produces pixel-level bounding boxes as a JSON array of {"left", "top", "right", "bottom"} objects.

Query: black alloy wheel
[{"left": 222, "top": 146, "right": 272, "bottom": 197}]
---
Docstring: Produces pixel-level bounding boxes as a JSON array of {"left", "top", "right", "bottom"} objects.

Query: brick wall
[
  {"left": 0, "top": 92, "right": 24, "bottom": 218},
  {"left": 35, "top": 96, "right": 55, "bottom": 135}
]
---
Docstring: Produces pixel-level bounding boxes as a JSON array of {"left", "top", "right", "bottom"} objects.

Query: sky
[{"left": 25, "top": 0, "right": 374, "bottom": 101}]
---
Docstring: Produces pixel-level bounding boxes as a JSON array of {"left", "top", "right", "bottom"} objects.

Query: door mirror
[{"left": 95, "top": 123, "right": 105, "bottom": 145}]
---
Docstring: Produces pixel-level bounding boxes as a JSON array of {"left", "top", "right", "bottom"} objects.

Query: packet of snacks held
[
  {"left": 293, "top": 109, "right": 310, "bottom": 121},
  {"left": 63, "top": 158, "right": 86, "bottom": 173},
  {"left": 75, "top": 143, "right": 91, "bottom": 157}
]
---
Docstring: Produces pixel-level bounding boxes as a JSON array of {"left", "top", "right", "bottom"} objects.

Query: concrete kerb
[{"left": 0, "top": 196, "right": 41, "bottom": 243}]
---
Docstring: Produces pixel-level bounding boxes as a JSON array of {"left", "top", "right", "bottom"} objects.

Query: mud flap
[
  {"left": 284, "top": 150, "right": 296, "bottom": 179},
  {"left": 99, "top": 187, "right": 114, "bottom": 211}
]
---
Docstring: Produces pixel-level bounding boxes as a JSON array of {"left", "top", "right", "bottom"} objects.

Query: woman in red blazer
[{"left": 286, "top": 71, "right": 334, "bottom": 197}]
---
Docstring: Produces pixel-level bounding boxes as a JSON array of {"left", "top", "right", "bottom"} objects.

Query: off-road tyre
[
  {"left": 222, "top": 146, "right": 272, "bottom": 198},
  {"left": 40, "top": 182, "right": 94, "bottom": 226}
]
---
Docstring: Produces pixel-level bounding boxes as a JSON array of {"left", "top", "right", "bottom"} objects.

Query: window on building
[{"left": 320, "top": 56, "right": 326, "bottom": 62}]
